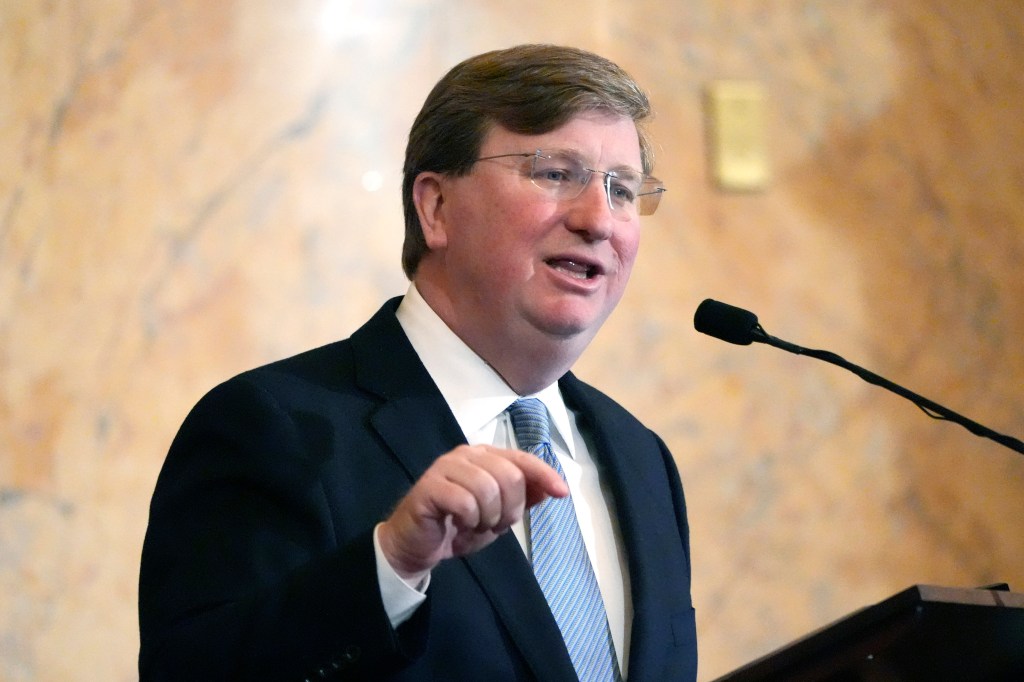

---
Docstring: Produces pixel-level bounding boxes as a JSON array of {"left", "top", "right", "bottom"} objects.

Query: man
[{"left": 139, "top": 44, "right": 697, "bottom": 681}]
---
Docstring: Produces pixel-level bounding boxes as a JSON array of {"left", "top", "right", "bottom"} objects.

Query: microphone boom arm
[{"left": 750, "top": 324, "right": 1024, "bottom": 455}]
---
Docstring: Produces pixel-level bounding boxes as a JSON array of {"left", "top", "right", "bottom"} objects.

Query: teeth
[
  {"left": 560, "top": 267, "right": 589, "bottom": 280},
  {"left": 550, "top": 259, "right": 593, "bottom": 279}
]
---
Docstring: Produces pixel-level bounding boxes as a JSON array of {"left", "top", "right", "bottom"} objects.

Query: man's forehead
[{"left": 480, "top": 114, "right": 642, "bottom": 165}]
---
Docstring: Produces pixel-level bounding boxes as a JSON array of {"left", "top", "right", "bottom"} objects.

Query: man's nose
[{"left": 565, "top": 174, "right": 616, "bottom": 241}]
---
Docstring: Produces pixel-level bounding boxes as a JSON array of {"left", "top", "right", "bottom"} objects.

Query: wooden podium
[{"left": 712, "top": 584, "right": 1024, "bottom": 681}]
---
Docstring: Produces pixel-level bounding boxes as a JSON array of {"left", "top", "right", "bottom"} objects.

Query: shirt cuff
[{"left": 372, "top": 523, "right": 430, "bottom": 628}]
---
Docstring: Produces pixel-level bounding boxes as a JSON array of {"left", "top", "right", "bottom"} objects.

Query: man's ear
[{"left": 412, "top": 172, "right": 449, "bottom": 250}]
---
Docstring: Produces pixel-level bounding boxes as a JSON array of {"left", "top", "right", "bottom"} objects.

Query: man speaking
[{"left": 139, "top": 44, "right": 697, "bottom": 681}]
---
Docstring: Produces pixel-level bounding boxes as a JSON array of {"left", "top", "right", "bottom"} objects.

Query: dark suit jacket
[{"left": 139, "top": 298, "right": 697, "bottom": 681}]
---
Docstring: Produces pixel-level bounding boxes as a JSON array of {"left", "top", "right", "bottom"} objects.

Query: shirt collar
[{"left": 395, "top": 284, "right": 577, "bottom": 458}]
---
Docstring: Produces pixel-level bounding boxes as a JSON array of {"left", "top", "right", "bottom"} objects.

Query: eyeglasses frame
[{"left": 473, "top": 149, "right": 666, "bottom": 217}]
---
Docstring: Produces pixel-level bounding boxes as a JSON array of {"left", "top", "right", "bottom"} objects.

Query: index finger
[{"left": 501, "top": 447, "right": 569, "bottom": 506}]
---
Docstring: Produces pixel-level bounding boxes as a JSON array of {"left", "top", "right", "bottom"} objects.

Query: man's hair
[{"left": 400, "top": 44, "right": 654, "bottom": 278}]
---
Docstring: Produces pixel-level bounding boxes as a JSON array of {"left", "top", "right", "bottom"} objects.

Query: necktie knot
[{"left": 507, "top": 398, "right": 551, "bottom": 455}]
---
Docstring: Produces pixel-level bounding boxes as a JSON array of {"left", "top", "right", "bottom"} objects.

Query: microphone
[
  {"left": 693, "top": 298, "right": 1024, "bottom": 456},
  {"left": 692, "top": 299, "right": 760, "bottom": 345}
]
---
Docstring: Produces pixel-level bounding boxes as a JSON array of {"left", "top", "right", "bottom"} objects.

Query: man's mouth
[{"left": 547, "top": 258, "right": 600, "bottom": 280}]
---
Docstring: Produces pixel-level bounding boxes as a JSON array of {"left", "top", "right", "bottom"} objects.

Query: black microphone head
[{"left": 694, "top": 299, "right": 760, "bottom": 345}]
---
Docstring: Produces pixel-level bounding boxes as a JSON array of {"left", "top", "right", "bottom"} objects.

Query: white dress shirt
[{"left": 372, "top": 284, "right": 632, "bottom": 673}]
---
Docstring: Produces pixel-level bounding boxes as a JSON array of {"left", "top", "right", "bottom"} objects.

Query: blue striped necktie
[{"left": 507, "top": 398, "right": 623, "bottom": 682}]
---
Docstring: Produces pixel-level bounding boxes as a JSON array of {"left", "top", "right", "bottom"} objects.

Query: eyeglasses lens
[{"left": 529, "top": 152, "right": 662, "bottom": 217}]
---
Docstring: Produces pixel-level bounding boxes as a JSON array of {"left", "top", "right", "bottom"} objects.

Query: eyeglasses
[{"left": 474, "top": 149, "right": 666, "bottom": 219}]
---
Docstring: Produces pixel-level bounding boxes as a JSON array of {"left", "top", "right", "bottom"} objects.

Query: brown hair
[{"left": 401, "top": 44, "right": 654, "bottom": 278}]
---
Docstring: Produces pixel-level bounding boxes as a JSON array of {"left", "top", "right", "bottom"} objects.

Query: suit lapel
[
  {"left": 462, "top": 540, "right": 579, "bottom": 681},
  {"left": 350, "top": 299, "right": 579, "bottom": 681},
  {"left": 351, "top": 299, "right": 466, "bottom": 481},
  {"left": 561, "top": 373, "right": 680, "bottom": 679}
]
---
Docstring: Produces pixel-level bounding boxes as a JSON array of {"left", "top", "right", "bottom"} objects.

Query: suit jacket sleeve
[{"left": 138, "top": 371, "right": 428, "bottom": 681}]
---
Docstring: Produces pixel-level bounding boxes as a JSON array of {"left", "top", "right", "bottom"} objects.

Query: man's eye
[
  {"left": 609, "top": 181, "right": 636, "bottom": 203},
  {"left": 539, "top": 167, "right": 573, "bottom": 183}
]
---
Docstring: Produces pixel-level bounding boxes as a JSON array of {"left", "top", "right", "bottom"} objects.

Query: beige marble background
[{"left": 2, "top": 1, "right": 1023, "bottom": 680}]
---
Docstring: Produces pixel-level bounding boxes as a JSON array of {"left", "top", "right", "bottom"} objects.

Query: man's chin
[{"left": 531, "top": 309, "right": 607, "bottom": 343}]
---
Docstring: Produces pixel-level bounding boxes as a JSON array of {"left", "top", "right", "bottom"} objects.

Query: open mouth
[{"left": 547, "top": 258, "right": 599, "bottom": 280}]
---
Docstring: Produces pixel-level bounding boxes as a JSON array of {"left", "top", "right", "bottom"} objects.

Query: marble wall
[{"left": 2, "top": 1, "right": 1022, "bottom": 679}]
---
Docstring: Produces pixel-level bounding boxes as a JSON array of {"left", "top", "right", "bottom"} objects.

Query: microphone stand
[{"left": 750, "top": 324, "right": 1024, "bottom": 456}]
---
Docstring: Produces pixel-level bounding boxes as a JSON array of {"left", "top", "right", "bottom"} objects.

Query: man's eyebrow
[{"left": 545, "top": 148, "right": 642, "bottom": 175}]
